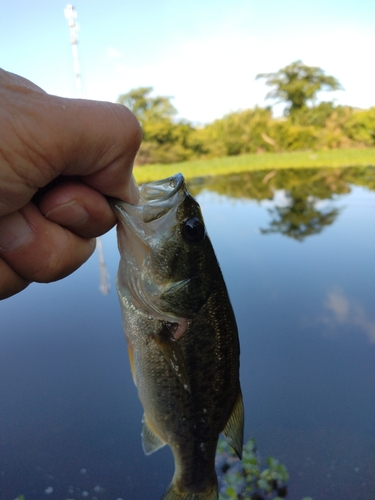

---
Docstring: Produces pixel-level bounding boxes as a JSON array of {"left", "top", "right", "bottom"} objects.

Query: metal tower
[
  {"left": 64, "top": 4, "right": 83, "bottom": 98},
  {"left": 64, "top": 5, "right": 110, "bottom": 295}
]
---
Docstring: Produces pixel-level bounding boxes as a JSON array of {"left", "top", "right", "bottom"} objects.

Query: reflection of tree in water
[
  {"left": 260, "top": 192, "right": 340, "bottom": 241},
  {"left": 188, "top": 170, "right": 275, "bottom": 201},
  {"left": 188, "top": 166, "right": 374, "bottom": 241}
]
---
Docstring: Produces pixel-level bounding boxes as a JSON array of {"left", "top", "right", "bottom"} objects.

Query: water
[{"left": 1, "top": 167, "right": 374, "bottom": 500}]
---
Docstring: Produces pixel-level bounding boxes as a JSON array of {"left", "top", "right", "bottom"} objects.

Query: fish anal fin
[
  {"left": 141, "top": 414, "right": 166, "bottom": 455},
  {"left": 222, "top": 389, "right": 244, "bottom": 459},
  {"left": 153, "top": 324, "right": 191, "bottom": 393}
]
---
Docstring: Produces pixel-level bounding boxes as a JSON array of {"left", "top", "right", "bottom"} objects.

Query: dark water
[{"left": 1, "top": 167, "right": 374, "bottom": 500}]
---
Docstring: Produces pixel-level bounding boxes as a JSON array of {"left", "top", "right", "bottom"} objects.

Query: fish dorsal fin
[
  {"left": 153, "top": 323, "right": 191, "bottom": 393},
  {"left": 222, "top": 390, "right": 244, "bottom": 459},
  {"left": 141, "top": 414, "right": 166, "bottom": 455}
]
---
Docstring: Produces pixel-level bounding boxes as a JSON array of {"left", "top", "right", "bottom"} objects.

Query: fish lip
[
  {"left": 139, "top": 173, "right": 185, "bottom": 204},
  {"left": 109, "top": 173, "right": 185, "bottom": 214},
  {"left": 110, "top": 173, "right": 187, "bottom": 242}
]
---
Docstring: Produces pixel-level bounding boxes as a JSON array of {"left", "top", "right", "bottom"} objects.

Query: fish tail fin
[{"left": 161, "top": 482, "right": 218, "bottom": 500}]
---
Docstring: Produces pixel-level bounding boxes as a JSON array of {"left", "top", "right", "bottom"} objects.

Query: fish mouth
[
  {"left": 112, "top": 172, "right": 183, "bottom": 214},
  {"left": 138, "top": 173, "right": 185, "bottom": 206},
  {"left": 110, "top": 173, "right": 186, "bottom": 235},
  {"left": 138, "top": 173, "right": 185, "bottom": 224}
]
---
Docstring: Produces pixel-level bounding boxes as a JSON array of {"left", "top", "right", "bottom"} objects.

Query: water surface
[{"left": 1, "top": 166, "right": 374, "bottom": 499}]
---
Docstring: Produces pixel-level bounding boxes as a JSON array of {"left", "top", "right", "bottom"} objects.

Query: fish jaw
[{"left": 111, "top": 173, "right": 186, "bottom": 273}]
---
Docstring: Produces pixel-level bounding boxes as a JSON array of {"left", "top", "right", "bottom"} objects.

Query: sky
[{"left": 1, "top": 0, "right": 374, "bottom": 124}]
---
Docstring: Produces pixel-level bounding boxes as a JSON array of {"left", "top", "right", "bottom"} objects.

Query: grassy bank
[{"left": 133, "top": 148, "right": 375, "bottom": 184}]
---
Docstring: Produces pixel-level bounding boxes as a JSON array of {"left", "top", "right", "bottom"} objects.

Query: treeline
[
  {"left": 200, "top": 104, "right": 375, "bottom": 156},
  {"left": 117, "top": 61, "right": 375, "bottom": 165}
]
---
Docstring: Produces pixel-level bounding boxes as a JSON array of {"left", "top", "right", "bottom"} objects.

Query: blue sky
[{"left": 1, "top": 0, "right": 374, "bottom": 123}]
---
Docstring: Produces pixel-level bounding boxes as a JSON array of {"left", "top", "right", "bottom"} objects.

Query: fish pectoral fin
[
  {"left": 222, "top": 389, "right": 244, "bottom": 459},
  {"left": 153, "top": 324, "right": 191, "bottom": 393},
  {"left": 126, "top": 341, "right": 137, "bottom": 386},
  {"left": 164, "top": 278, "right": 191, "bottom": 294},
  {"left": 141, "top": 414, "right": 166, "bottom": 455}
]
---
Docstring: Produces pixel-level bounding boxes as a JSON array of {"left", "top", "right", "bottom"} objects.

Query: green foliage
[
  {"left": 269, "top": 120, "right": 319, "bottom": 151},
  {"left": 117, "top": 62, "right": 374, "bottom": 166},
  {"left": 290, "top": 101, "right": 337, "bottom": 127},
  {"left": 343, "top": 107, "right": 375, "bottom": 146},
  {"left": 256, "top": 60, "right": 342, "bottom": 116},
  {"left": 196, "top": 107, "right": 274, "bottom": 157},
  {"left": 117, "top": 87, "right": 196, "bottom": 164},
  {"left": 117, "top": 86, "right": 177, "bottom": 125},
  {"left": 216, "top": 437, "right": 293, "bottom": 499}
]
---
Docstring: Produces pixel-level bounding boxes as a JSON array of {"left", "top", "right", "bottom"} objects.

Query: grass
[{"left": 133, "top": 147, "right": 375, "bottom": 184}]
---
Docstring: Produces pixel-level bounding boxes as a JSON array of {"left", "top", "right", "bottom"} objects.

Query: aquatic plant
[{"left": 217, "top": 437, "right": 312, "bottom": 500}]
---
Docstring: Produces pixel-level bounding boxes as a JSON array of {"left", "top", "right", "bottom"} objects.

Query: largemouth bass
[{"left": 112, "top": 173, "right": 244, "bottom": 500}]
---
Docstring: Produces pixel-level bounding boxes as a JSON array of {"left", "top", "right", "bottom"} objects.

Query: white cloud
[
  {"left": 98, "top": 33, "right": 267, "bottom": 123},
  {"left": 107, "top": 47, "right": 123, "bottom": 59},
  {"left": 322, "top": 288, "right": 375, "bottom": 344},
  {"left": 85, "top": 25, "right": 374, "bottom": 123}
]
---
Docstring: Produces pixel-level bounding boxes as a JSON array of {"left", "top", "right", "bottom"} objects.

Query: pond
[{"left": 0, "top": 166, "right": 374, "bottom": 500}]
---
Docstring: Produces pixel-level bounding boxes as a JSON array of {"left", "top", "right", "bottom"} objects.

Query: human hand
[{"left": 0, "top": 69, "right": 142, "bottom": 299}]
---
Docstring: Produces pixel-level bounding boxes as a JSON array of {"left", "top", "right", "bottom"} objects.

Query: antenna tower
[
  {"left": 63, "top": 5, "right": 110, "bottom": 295},
  {"left": 64, "top": 4, "right": 83, "bottom": 98}
]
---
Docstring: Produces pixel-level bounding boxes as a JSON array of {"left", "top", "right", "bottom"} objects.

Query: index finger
[
  {"left": 57, "top": 99, "right": 142, "bottom": 199},
  {"left": 0, "top": 71, "right": 142, "bottom": 214}
]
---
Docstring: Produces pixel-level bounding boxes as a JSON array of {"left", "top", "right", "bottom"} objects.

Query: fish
[{"left": 111, "top": 173, "right": 244, "bottom": 500}]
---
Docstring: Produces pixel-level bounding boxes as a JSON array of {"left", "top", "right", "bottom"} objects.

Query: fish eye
[{"left": 182, "top": 217, "right": 206, "bottom": 244}]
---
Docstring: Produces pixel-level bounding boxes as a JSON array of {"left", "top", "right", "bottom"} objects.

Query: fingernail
[
  {"left": 0, "top": 212, "right": 34, "bottom": 251},
  {"left": 44, "top": 201, "right": 90, "bottom": 228},
  {"left": 125, "top": 174, "right": 140, "bottom": 205}
]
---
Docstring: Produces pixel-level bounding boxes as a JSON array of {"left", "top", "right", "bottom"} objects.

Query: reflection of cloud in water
[
  {"left": 326, "top": 289, "right": 349, "bottom": 323},
  {"left": 322, "top": 288, "right": 375, "bottom": 343},
  {"left": 260, "top": 189, "right": 289, "bottom": 208}
]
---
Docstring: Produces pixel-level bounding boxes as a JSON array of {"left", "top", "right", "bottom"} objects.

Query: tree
[
  {"left": 117, "top": 87, "right": 196, "bottom": 164},
  {"left": 196, "top": 107, "right": 274, "bottom": 157},
  {"left": 117, "top": 87, "right": 177, "bottom": 126},
  {"left": 256, "top": 60, "right": 343, "bottom": 116}
]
